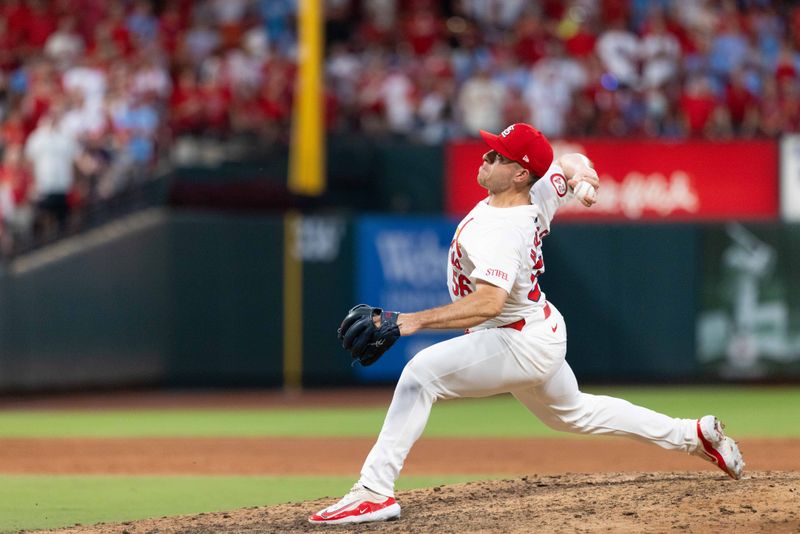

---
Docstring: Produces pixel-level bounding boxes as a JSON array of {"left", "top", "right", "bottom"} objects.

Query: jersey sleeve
[
  {"left": 467, "top": 227, "right": 525, "bottom": 293},
  {"left": 530, "top": 163, "right": 573, "bottom": 233}
]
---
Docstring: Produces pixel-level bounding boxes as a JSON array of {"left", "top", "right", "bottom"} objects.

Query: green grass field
[
  {"left": 2, "top": 387, "right": 799, "bottom": 438},
  {"left": 0, "top": 474, "right": 487, "bottom": 532},
  {"left": 0, "top": 387, "right": 798, "bottom": 532}
]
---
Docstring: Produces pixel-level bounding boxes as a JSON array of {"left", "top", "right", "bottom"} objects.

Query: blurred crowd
[
  {"left": 1, "top": 0, "right": 800, "bottom": 252},
  {"left": 0, "top": 0, "right": 175, "bottom": 253},
  {"left": 318, "top": 0, "right": 800, "bottom": 142}
]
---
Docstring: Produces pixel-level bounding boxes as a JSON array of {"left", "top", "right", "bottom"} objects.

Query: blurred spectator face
[
  {"left": 1, "top": 111, "right": 26, "bottom": 146},
  {"left": 402, "top": 5, "right": 443, "bottom": 56},
  {"left": 185, "top": 21, "right": 221, "bottom": 65},
  {"left": 35, "top": 110, "right": 57, "bottom": 130},
  {"left": 242, "top": 22, "right": 269, "bottom": 60},
  {"left": 45, "top": 15, "right": 84, "bottom": 66},
  {"left": 109, "top": 2, "right": 127, "bottom": 23},
  {"left": 57, "top": 15, "right": 77, "bottom": 34},
  {"left": 3, "top": 145, "right": 23, "bottom": 169},
  {"left": 132, "top": 1, "right": 154, "bottom": 19},
  {"left": 66, "top": 89, "right": 85, "bottom": 109},
  {"left": 178, "top": 68, "right": 197, "bottom": 90}
]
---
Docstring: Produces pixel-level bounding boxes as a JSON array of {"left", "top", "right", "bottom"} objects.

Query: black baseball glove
[{"left": 338, "top": 304, "right": 401, "bottom": 366}]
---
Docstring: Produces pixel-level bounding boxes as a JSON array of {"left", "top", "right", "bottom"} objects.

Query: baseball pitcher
[{"left": 310, "top": 123, "right": 744, "bottom": 525}]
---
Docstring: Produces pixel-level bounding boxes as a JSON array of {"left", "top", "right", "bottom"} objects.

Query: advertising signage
[
  {"left": 446, "top": 140, "right": 778, "bottom": 222},
  {"left": 697, "top": 223, "right": 800, "bottom": 379},
  {"left": 354, "top": 216, "right": 460, "bottom": 382}
]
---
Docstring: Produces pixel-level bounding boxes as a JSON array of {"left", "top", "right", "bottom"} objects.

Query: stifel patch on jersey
[
  {"left": 550, "top": 173, "right": 568, "bottom": 197},
  {"left": 485, "top": 268, "right": 509, "bottom": 281}
]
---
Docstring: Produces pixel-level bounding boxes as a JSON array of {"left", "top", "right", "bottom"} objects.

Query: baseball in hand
[{"left": 573, "top": 181, "right": 596, "bottom": 204}]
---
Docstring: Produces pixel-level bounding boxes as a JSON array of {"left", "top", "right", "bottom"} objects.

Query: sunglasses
[{"left": 485, "top": 150, "right": 516, "bottom": 165}]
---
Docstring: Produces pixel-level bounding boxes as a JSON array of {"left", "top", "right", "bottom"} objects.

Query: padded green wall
[
  {"left": 0, "top": 215, "right": 172, "bottom": 390},
  {"left": 166, "top": 212, "right": 284, "bottom": 385},
  {"left": 0, "top": 211, "right": 357, "bottom": 391},
  {"left": 541, "top": 224, "right": 699, "bottom": 381},
  {"left": 1, "top": 210, "right": 794, "bottom": 391}
]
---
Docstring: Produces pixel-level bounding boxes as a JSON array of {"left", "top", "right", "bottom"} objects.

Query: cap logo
[
  {"left": 522, "top": 155, "right": 529, "bottom": 162},
  {"left": 500, "top": 124, "right": 515, "bottom": 137}
]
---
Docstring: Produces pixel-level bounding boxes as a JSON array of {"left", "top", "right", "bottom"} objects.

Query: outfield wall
[
  {"left": 0, "top": 209, "right": 798, "bottom": 391},
  {"left": 0, "top": 211, "right": 172, "bottom": 390}
]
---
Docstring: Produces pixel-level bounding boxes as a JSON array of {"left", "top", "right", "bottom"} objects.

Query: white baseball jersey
[{"left": 446, "top": 163, "right": 573, "bottom": 329}]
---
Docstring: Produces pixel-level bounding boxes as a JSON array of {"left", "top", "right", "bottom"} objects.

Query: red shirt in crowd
[
  {"left": 564, "top": 28, "right": 597, "bottom": 58},
  {"left": 680, "top": 91, "right": 717, "bottom": 136},
  {"left": 0, "top": 162, "right": 33, "bottom": 208},
  {"left": 725, "top": 82, "right": 756, "bottom": 126},
  {"left": 1, "top": 115, "right": 26, "bottom": 146},
  {"left": 2, "top": 1, "right": 30, "bottom": 47},
  {"left": 199, "top": 81, "right": 232, "bottom": 130},
  {"left": 25, "top": 6, "right": 58, "bottom": 48},
  {"left": 513, "top": 17, "right": 549, "bottom": 65},
  {"left": 402, "top": 8, "right": 443, "bottom": 56},
  {"left": 159, "top": 5, "right": 188, "bottom": 54}
]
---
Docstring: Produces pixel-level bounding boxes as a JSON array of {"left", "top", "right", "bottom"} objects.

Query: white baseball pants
[{"left": 359, "top": 302, "right": 699, "bottom": 497}]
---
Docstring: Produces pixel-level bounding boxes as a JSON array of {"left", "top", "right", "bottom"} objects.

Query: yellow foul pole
[
  {"left": 283, "top": 211, "right": 303, "bottom": 391},
  {"left": 289, "top": 0, "right": 325, "bottom": 195},
  {"left": 284, "top": 0, "right": 324, "bottom": 391}
]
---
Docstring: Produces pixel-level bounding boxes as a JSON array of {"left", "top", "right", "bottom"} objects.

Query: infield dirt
[
  {"left": 42, "top": 471, "right": 800, "bottom": 533},
  {"left": 3, "top": 436, "right": 800, "bottom": 475}
]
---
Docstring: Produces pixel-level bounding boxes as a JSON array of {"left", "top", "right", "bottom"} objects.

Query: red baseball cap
[{"left": 479, "top": 123, "right": 553, "bottom": 178}]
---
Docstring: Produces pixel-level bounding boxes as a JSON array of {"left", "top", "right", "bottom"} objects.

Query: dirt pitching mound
[{"left": 43, "top": 471, "right": 799, "bottom": 534}]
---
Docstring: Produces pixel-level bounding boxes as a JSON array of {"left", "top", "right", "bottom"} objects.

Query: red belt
[
  {"left": 469, "top": 302, "right": 551, "bottom": 333},
  {"left": 499, "top": 318, "right": 526, "bottom": 331}
]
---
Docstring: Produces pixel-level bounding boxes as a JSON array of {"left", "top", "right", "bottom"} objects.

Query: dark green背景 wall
[
  {"left": 166, "top": 211, "right": 284, "bottom": 385},
  {"left": 540, "top": 224, "right": 700, "bottom": 381},
  {"left": 0, "top": 210, "right": 359, "bottom": 392},
  {"left": 1, "top": 207, "right": 797, "bottom": 392},
  {"left": 0, "top": 211, "right": 172, "bottom": 390}
]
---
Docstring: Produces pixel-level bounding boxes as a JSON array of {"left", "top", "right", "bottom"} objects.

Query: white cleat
[
  {"left": 308, "top": 483, "right": 401, "bottom": 525},
  {"left": 694, "top": 415, "right": 745, "bottom": 480}
]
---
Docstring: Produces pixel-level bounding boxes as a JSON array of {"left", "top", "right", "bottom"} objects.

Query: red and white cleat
[
  {"left": 695, "top": 415, "right": 745, "bottom": 480},
  {"left": 309, "top": 484, "right": 401, "bottom": 525}
]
